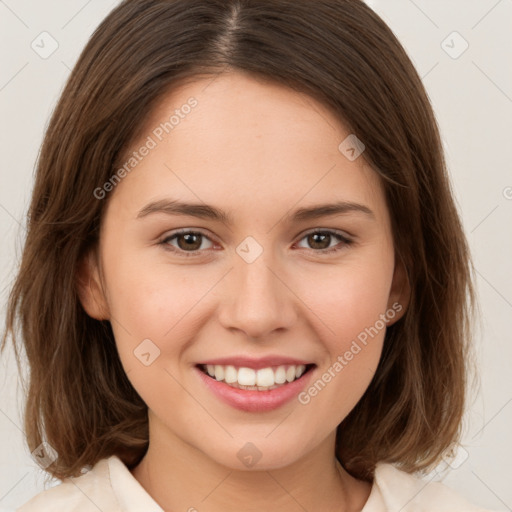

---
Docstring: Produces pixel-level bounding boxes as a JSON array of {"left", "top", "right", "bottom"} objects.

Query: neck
[{"left": 130, "top": 416, "right": 371, "bottom": 512}]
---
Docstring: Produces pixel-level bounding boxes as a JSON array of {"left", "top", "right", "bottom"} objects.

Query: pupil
[
  {"left": 178, "top": 233, "right": 201, "bottom": 250},
  {"left": 310, "top": 233, "right": 329, "bottom": 249}
]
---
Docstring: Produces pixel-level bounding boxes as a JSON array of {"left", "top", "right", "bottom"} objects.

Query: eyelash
[{"left": 159, "top": 229, "right": 353, "bottom": 258}]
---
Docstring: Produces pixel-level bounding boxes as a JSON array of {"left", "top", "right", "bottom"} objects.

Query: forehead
[{"left": 110, "top": 71, "right": 387, "bottom": 224}]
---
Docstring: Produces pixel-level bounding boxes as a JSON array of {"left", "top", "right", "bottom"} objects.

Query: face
[{"left": 79, "top": 71, "right": 408, "bottom": 471}]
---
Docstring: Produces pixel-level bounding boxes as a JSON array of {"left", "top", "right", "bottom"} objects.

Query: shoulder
[
  {"left": 16, "top": 457, "right": 120, "bottom": 512},
  {"left": 369, "top": 462, "right": 497, "bottom": 512},
  {"left": 15, "top": 456, "right": 163, "bottom": 512}
]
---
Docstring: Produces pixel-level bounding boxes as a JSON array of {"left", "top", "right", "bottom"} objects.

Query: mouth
[{"left": 196, "top": 363, "right": 316, "bottom": 391}]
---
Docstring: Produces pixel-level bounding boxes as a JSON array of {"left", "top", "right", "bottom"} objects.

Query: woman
[{"left": 2, "top": 1, "right": 496, "bottom": 510}]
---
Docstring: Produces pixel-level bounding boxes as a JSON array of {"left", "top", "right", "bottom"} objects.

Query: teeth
[
  {"left": 203, "top": 364, "right": 309, "bottom": 390},
  {"left": 256, "top": 368, "right": 274, "bottom": 387},
  {"left": 286, "top": 366, "right": 296, "bottom": 382},
  {"left": 238, "top": 367, "right": 256, "bottom": 386},
  {"left": 224, "top": 365, "right": 237, "bottom": 383},
  {"left": 274, "top": 366, "right": 287, "bottom": 384},
  {"left": 214, "top": 365, "right": 224, "bottom": 381}
]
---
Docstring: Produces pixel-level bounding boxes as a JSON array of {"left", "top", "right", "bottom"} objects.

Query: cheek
[
  {"left": 300, "top": 253, "right": 394, "bottom": 344},
  {"left": 102, "top": 259, "right": 212, "bottom": 412},
  {"left": 101, "top": 250, "right": 215, "bottom": 365},
  {"left": 293, "top": 253, "right": 394, "bottom": 414}
]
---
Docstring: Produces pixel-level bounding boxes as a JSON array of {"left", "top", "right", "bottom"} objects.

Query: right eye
[{"left": 160, "top": 229, "right": 217, "bottom": 257}]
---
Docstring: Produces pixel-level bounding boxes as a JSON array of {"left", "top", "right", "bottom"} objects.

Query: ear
[
  {"left": 76, "top": 248, "right": 110, "bottom": 320},
  {"left": 386, "top": 253, "right": 410, "bottom": 326}
]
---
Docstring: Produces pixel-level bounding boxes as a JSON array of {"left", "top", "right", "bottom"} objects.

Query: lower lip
[{"left": 195, "top": 366, "right": 316, "bottom": 412}]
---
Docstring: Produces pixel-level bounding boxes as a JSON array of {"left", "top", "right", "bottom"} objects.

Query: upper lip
[{"left": 196, "top": 355, "right": 315, "bottom": 370}]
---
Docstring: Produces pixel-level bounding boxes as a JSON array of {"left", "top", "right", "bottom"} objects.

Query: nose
[{"left": 217, "top": 248, "right": 298, "bottom": 339}]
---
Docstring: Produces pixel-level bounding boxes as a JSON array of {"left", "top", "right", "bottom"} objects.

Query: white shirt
[{"left": 16, "top": 455, "right": 496, "bottom": 511}]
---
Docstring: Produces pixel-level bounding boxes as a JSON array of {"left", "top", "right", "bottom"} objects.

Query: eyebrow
[{"left": 136, "top": 199, "right": 375, "bottom": 224}]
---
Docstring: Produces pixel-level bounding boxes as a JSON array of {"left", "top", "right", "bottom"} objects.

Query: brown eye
[
  {"left": 175, "top": 233, "right": 203, "bottom": 251},
  {"left": 307, "top": 232, "right": 331, "bottom": 250},
  {"left": 161, "top": 230, "right": 214, "bottom": 256},
  {"left": 296, "top": 230, "right": 352, "bottom": 254}
]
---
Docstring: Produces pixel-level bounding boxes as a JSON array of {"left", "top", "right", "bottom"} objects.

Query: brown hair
[{"left": 2, "top": 0, "right": 477, "bottom": 482}]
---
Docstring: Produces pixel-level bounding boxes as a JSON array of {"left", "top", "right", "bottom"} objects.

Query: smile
[
  {"left": 198, "top": 363, "right": 315, "bottom": 391},
  {"left": 195, "top": 363, "right": 317, "bottom": 412}
]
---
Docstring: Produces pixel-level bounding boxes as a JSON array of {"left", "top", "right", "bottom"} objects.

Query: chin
[{"left": 198, "top": 435, "right": 310, "bottom": 472}]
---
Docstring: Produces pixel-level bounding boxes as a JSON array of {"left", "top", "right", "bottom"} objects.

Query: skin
[{"left": 78, "top": 70, "right": 410, "bottom": 512}]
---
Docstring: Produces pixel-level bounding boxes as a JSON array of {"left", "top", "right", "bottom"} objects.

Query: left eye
[
  {"left": 160, "top": 229, "right": 352, "bottom": 256},
  {"left": 295, "top": 230, "right": 352, "bottom": 253}
]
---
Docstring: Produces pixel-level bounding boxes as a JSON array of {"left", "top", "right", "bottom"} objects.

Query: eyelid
[
  {"left": 159, "top": 228, "right": 218, "bottom": 254},
  {"left": 298, "top": 227, "right": 354, "bottom": 241},
  {"left": 293, "top": 228, "right": 354, "bottom": 253}
]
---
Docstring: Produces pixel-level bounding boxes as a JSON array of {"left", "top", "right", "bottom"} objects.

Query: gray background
[{"left": 1, "top": 0, "right": 511, "bottom": 510}]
